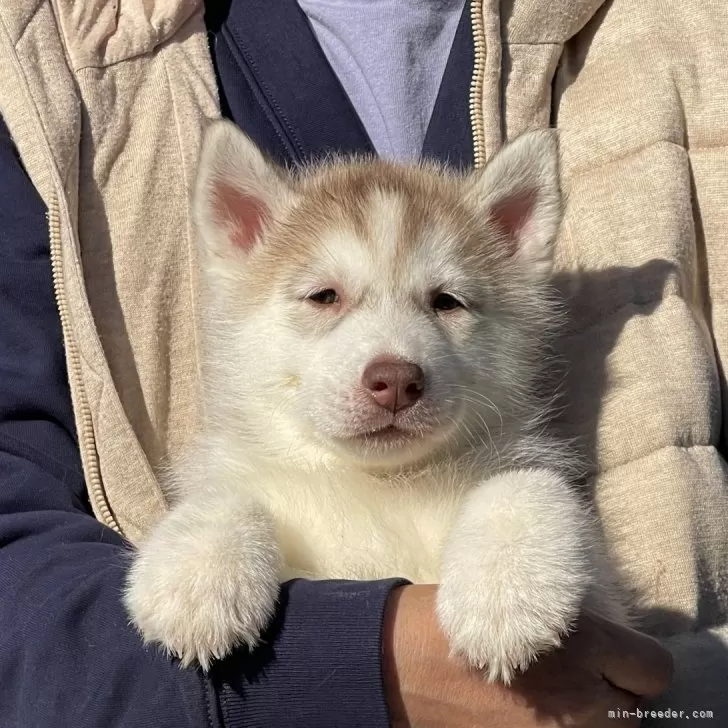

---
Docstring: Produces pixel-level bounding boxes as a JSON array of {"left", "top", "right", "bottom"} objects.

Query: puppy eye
[
  {"left": 432, "top": 292, "right": 464, "bottom": 312},
  {"left": 308, "top": 289, "right": 340, "bottom": 305}
]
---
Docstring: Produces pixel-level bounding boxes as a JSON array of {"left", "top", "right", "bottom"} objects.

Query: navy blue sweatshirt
[{"left": 0, "top": 2, "right": 473, "bottom": 726}]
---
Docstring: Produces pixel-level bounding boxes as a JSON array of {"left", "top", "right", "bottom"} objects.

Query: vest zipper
[
  {"left": 469, "top": 0, "right": 487, "bottom": 169},
  {"left": 48, "top": 194, "right": 122, "bottom": 535}
]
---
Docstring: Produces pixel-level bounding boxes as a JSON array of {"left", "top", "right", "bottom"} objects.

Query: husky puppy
[{"left": 125, "top": 121, "right": 625, "bottom": 683}]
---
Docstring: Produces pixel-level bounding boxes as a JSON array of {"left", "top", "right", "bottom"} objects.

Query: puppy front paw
[
  {"left": 124, "top": 505, "right": 281, "bottom": 670},
  {"left": 436, "top": 567, "right": 572, "bottom": 684},
  {"left": 436, "top": 469, "right": 594, "bottom": 684}
]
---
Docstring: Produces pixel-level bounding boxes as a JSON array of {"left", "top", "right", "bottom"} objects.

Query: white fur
[
  {"left": 436, "top": 468, "right": 594, "bottom": 683},
  {"left": 465, "top": 130, "right": 562, "bottom": 281},
  {"left": 124, "top": 121, "right": 626, "bottom": 677},
  {"left": 124, "top": 473, "right": 281, "bottom": 669}
]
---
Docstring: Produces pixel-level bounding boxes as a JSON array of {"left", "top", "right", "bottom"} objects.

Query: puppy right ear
[
  {"left": 193, "top": 120, "right": 293, "bottom": 259},
  {"left": 464, "top": 130, "right": 561, "bottom": 283}
]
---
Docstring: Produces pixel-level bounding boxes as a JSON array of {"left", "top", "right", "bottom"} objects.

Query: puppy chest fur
[{"left": 240, "top": 459, "right": 472, "bottom": 583}]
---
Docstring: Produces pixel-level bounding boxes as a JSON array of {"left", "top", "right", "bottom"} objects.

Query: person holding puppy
[{"left": 0, "top": 1, "right": 725, "bottom": 726}]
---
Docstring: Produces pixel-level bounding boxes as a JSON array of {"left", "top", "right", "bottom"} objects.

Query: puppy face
[{"left": 194, "top": 123, "right": 562, "bottom": 468}]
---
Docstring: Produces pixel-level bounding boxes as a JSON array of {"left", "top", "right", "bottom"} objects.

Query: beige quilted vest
[{"left": 1, "top": 0, "right": 727, "bottom": 714}]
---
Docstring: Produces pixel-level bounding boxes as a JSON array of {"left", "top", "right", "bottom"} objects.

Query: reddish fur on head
[{"left": 193, "top": 122, "right": 563, "bottom": 319}]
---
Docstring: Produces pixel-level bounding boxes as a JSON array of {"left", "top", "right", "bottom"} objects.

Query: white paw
[
  {"left": 436, "top": 468, "right": 594, "bottom": 684},
  {"left": 124, "top": 505, "right": 281, "bottom": 670},
  {"left": 436, "top": 567, "right": 577, "bottom": 683}
]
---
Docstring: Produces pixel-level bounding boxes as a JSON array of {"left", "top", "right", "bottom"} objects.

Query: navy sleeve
[{"left": 0, "top": 117, "right": 403, "bottom": 728}]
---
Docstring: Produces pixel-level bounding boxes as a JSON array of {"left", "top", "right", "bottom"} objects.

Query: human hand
[{"left": 382, "top": 584, "right": 673, "bottom": 727}]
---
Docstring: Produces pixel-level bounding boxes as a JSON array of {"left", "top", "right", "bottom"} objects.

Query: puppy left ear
[
  {"left": 465, "top": 130, "right": 562, "bottom": 281},
  {"left": 193, "top": 120, "right": 294, "bottom": 261}
]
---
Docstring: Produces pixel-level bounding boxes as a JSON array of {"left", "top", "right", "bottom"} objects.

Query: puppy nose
[{"left": 362, "top": 358, "right": 425, "bottom": 413}]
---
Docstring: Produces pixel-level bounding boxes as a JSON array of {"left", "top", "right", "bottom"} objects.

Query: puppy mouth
[
  {"left": 353, "top": 424, "right": 412, "bottom": 440},
  {"left": 346, "top": 417, "right": 443, "bottom": 446},
  {"left": 341, "top": 406, "right": 448, "bottom": 443},
  {"left": 323, "top": 398, "right": 459, "bottom": 454},
  {"left": 323, "top": 411, "right": 456, "bottom": 464}
]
